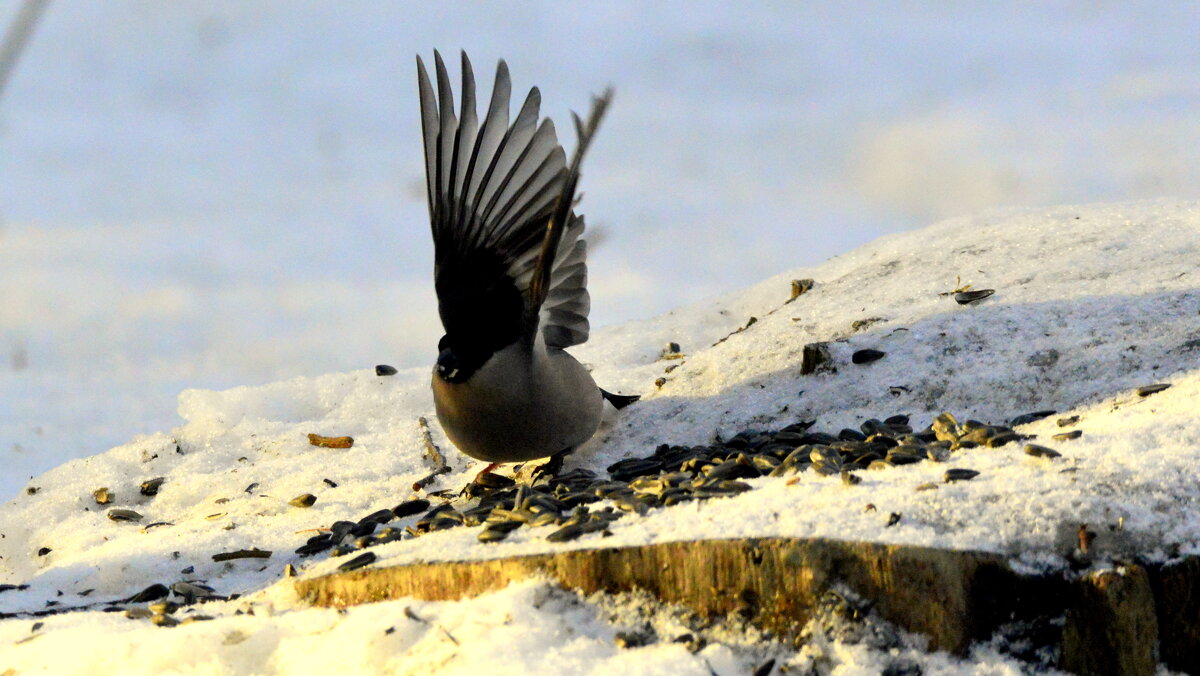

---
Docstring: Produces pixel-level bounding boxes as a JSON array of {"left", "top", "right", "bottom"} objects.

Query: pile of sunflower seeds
[{"left": 293, "top": 409, "right": 1075, "bottom": 562}]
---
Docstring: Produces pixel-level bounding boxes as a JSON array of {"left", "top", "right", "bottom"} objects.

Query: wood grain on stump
[{"left": 295, "top": 537, "right": 1188, "bottom": 676}]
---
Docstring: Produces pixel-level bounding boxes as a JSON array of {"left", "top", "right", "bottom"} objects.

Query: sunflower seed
[
  {"left": 1024, "top": 444, "right": 1062, "bottom": 459},
  {"left": 288, "top": 494, "right": 316, "bottom": 508},
  {"left": 337, "top": 552, "right": 376, "bottom": 572},
  {"left": 986, "top": 432, "right": 1020, "bottom": 448},
  {"left": 1009, "top": 410, "right": 1057, "bottom": 426},
  {"left": 107, "top": 509, "right": 143, "bottom": 522},
  {"left": 852, "top": 349, "right": 886, "bottom": 364},
  {"left": 392, "top": 498, "right": 431, "bottom": 519},
  {"left": 932, "top": 412, "right": 960, "bottom": 442},
  {"left": 127, "top": 583, "right": 169, "bottom": 603},
  {"left": 953, "top": 289, "right": 995, "bottom": 304},
  {"left": 547, "top": 523, "right": 585, "bottom": 542}
]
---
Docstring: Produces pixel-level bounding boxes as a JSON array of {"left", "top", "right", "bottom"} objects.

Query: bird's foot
[{"left": 530, "top": 449, "right": 571, "bottom": 483}]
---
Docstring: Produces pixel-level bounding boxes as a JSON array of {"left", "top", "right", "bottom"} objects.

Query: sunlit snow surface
[
  {"left": 0, "top": 202, "right": 1196, "bottom": 672},
  {"left": 4, "top": 2, "right": 1200, "bottom": 498}
]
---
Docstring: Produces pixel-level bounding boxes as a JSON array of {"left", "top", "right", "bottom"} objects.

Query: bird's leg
[
  {"left": 473, "top": 462, "right": 500, "bottom": 483},
  {"left": 531, "top": 448, "right": 573, "bottom": 483}
]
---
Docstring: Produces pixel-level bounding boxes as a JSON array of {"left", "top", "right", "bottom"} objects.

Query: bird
[{"left": 416, "top": 50, "right": 637, "bottom": 476}]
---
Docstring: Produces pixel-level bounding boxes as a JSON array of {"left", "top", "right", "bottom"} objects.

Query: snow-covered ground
[
  {"left": 4, "top": 2, "right": 1200, "bottom": 499},
  {"left": 0, "top": 201, "right": 1196, "bottom": 672}
]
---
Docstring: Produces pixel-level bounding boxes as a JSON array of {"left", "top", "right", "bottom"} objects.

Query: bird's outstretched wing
[{"left": 417, "top": 50, "right": 608, "bottom": 351}]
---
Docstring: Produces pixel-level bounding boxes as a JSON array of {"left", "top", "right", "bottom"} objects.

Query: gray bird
[{"left": 416, "top": 51, "right": 637, "bottom": 474}]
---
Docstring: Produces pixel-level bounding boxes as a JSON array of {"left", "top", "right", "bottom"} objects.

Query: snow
[
  {"left": 0, "top": 200, "right": 1197, "bottom": 671},
  {"left": 0, "top": 578, "right": 1041, "bottom": 675},
  {"left": 6, "top": 2, "right": 1200, "bottom": 499}
]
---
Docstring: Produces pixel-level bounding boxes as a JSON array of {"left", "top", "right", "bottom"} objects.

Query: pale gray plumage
[{"left": 417, "top": 50, "right": 630, "bottom": 464}]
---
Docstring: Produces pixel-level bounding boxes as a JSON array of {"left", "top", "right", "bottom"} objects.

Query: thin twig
[
  {"left": 0, "top": 0, "right": 51, "bottom": 104},
  {"left": 412, "top": 466, "right": 450, "bottom": 492},
  {"left": 417, "top": 416, "right": 447, "bottom": 470}
]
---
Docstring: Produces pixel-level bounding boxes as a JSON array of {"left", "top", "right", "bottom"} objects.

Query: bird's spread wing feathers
[{"left": 418, "top": 50, "right": 608, "bottom": 350}]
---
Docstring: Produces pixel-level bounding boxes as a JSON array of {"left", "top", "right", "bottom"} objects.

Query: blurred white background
[{"left": 2, "top": 1, "right": 1199, "bottom": 497}]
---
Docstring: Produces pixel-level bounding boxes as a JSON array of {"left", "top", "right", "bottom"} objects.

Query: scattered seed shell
[
  {"left": 1024, "top": 444, "right": 1062, "bottom": 459},
  {"left": 337, "top": 552, "right": 376, "bottom": 572},
  {"left": 392, "top": 498, "right": 431, "bottom": 518},
  {"left": 1009, "top": 410, "right": 1056, "bottom": 426},
  {"left": 953, "top": 289, "right": 995, "bottom": 304},
  {"left": 851, "top": 349, "right": 886, "bottom": 365},
  {"left": 944, "top": 468, "right": 980, "bottom": 482},
  {"left": 107, "top": 509, "right": 143, "bottom": 523},
  {"left": 1136, "top": 383, "right": 1171, "bottom": 397},
  {"left": 788, "top": 278, "right": 814, "bottom": 301},
  {"left": 289, "top": 494, "right": 317, "bottom": 508},
  {"left": 1052, "top": 430, "right": 1082, "bottom": 441},
  {"left": 140, "top": 477, "right": 166, "bottom": 496},
  {"left": 800, "top": 342, "right": 832, "bottom": 375},
  {"left": 375, "top": 364, "right": 398, "bottom": 376},
  {"left": 127, "top": 583, "right": 169, "bottom": 603},
  {"left": 307, "top": 433, "right": 354, "bottom": 449}
]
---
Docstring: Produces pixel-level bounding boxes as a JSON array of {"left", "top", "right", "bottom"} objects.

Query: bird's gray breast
[{"left": 432, "top": 342, "right": 604, "bottom": 463}]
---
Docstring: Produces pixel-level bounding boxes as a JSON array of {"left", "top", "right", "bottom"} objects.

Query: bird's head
[{"left": 435, "top": 334, "right": 488, "bottom": 384}]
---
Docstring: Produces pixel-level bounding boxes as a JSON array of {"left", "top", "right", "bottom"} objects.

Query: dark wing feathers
[
  {"left": 418, "top": 50, "right": 608, "bottom": 349},
  {"left": 524, "top": 87, "right": 612, "bottom": 342}
]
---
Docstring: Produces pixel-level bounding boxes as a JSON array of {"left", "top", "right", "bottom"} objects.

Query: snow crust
[{"left": 1, "top": 201, "right": 1198, "bottom": 671}]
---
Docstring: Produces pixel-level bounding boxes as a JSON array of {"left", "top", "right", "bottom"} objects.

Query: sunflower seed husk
[
  {"left": 1009, "top": 410, "right": 1057, "bottom": 426},
  {"left": 139, "top": 477, "right": 166, "bottom": 497},
  {"left": 288, "top": 494, "right": 317, "bottom": 508},
  {"left": 932, "top": 413, "right": 960, "bottom": 442},
  {"left": 107, "top": 509, "right": 143, "bottom": 522},
  {"left": 1024, "top": 444, "right": 1062, "bottom": 459},
  {"left": 337, "top": 552, "right": 376, "bottom": 572},
  {"left": 392, "top": 498, "right": 431, "bottom": 518},
  {"left": 547, "top": 523, "right": 585, "bottom": 542},
  {"left": 851, "top": 349, "right": 886, "bottom": 365},
  {"left": 986, "top": 432, "right": 1020, "bottom": 448},
  {"left": 953, "top": 289, "right": 995, "bottom": 304},
  {"left": 944, "top": 468, "right": 980, "bottom": 482},
  {"left": 800, "top": 342, "right": 832, "bottom": 375}
]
